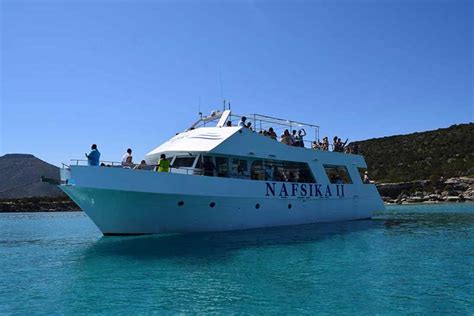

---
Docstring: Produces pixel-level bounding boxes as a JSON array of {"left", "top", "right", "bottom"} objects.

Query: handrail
[
  {"left": 68, "top": 159, "right": 202, "bottom": 175},
  {"left": 234, "top": 113, "right": 319, "bottom": 129},
  {"left": 70, "top": 159, "right": 123, "bottom": 166}
]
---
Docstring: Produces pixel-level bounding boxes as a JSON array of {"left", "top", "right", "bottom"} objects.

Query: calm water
[{"left": 1, "top": 204, "right": 473, "bottom": 314}]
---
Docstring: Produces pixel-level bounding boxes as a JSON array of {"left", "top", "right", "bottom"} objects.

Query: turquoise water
[{"left": 1, "top": 204, "right": 473, "bottom": 314}]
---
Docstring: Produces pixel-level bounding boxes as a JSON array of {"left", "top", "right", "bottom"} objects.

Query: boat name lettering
[{"left": 265, "top": 182, "right": 345, "bottom": 198}]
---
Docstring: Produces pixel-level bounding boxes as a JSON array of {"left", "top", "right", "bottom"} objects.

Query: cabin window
[
  {"left": 251, "top": 160, "right": 265, "bottom": 180},
  {"left": 199, "top": 155, "right": 215, "bottom": 176},
  {"left": 215, "top": 157, "right": 229, "bottom": 177},
  {"left": 251, "top": 159, "right": 315, "bottom": 183},
  {"left": 231, "top": 158, "right": 249, "bottom": 177},
  {"left": 172, "top": 156, "right": 196, "bottom": 168},
  {"left": 323, "top": 165, "right": 352, "bottom": 184}
]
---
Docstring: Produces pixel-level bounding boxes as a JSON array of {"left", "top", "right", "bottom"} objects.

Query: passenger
[
  {"left": 291, "top": 130, "right": 297, "bottom": 146},
  {"left": 333, "top": 136, "right": 339, "bottom": 152},
  {"left": 156, "top": 154, "right": 170, "bottom": 172},
  {"left": 238, "top": 116, "right": 247, "bottom": 127},
  {"left": 273, "top": 168, "right": 284, "bottom": 181},
  {"left": 296, "top": 129, "right": 306, "bottom": 147},
  {"left": 133, "top": 160, "right": 147, "bottom": 170},
  {"left": 322, "top": 137, "right": 329, "bottom": 151},
  {"left": 246, "top": 122, "right": 253, "bottom": 131},
  {"left": 363, "top": 171, "right": 371, "bottom": 184},
  {"left": 226, "top": 121, "right": 232, "bottom": 127},
  {"left": 337, "top": 138, "right": 348, "bottom": 152},
  {"left": 280, "top": 129, "right": 293, "bottom": 145},
  {"left": 121, "top": 148, "right": 133, "bottom": 166},
  {"left": 237, "top": 161, "right": 245, "bottom": 175},
  {"left": 311, "top": 141, "right": 320, "bottom": 150},
  {"left": 265, "top": 165, "right": 274, "bottom": 181},
  {"left": 85, "top": 144, "right": 100, "bottom": 166},
  {"left": 287, "top": 171, "right": 296, "bottom": 182},
  {"left": 268, "top": 127, "right": 277, "bottom": 140}
]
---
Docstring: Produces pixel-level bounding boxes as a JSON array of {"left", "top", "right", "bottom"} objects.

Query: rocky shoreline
[
  {"left": 0, "top": 196, "right": 80, "bottom": 212},
  {"left": 377, "top": 177, "right": 474, "bottom": 204}
]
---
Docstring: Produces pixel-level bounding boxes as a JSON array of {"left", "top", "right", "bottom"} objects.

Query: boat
[{"left": 59, "top": 110, "right": 384, "bottom": 235}]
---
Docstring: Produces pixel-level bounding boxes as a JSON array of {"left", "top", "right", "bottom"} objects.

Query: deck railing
[
  {"left": 189, "top": 111, "right": 321, "bottom": 145},
  {"left": 66, "top": 159, "right": 200, "bottom": 175}
]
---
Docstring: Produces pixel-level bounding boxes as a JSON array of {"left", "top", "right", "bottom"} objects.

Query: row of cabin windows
[{"left": 169, "top": 155, "right": 364, "bottom": 184}]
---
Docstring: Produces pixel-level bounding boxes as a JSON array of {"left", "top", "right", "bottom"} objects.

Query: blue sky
[{"left": 1, "top": 0, "right": 472, "bottom": 166}]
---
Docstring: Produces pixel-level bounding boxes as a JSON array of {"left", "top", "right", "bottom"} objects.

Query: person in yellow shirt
[{"left": 157, "top": 154, "right": 170, "bottom": 172}]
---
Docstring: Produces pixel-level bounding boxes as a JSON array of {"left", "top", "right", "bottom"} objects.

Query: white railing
[
  {"left": 67, "top": 159, "right": 201, "bottom": 175},
  {"left": 70, "top": 159, "right": 124, "bottom": 166}
]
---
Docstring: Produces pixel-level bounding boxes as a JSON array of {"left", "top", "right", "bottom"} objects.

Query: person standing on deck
[
  {"left": 238, "top": 116, "right": 247, "bottom": 127},
  {"left": 121, "top": 148, "right": 133, "bottom": 166},
  {"left": 85, "top": 144, "right": 100, "bottom": 166},
  {"left": 296, "top": 129, "right": 306, "bottom": 147},
  {"left": 157, "top": 154, "right": 170, "bottom": 172}
]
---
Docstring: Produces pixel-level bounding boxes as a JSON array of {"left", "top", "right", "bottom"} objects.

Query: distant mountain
[
  {"left": 352, "top": 123, "right": 474, "bottom": 183},
  {"left": 0, "top": 154, "right": 63, "bottom": 199}
]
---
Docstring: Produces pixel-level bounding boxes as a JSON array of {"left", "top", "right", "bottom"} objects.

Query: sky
[{"left": 1, "top": 0, "right": 473, "bottom": 166}]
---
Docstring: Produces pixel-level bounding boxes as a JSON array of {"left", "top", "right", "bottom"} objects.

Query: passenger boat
[{"left": 59, "top": 110, "right": 384, "bottom": 235}]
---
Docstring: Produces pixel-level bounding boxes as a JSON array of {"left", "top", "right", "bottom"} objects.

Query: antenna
[
  {"left": 198, "top": 97, "right": 202, "bottom": 119},
  {"left": 219, "top": 71, "right": 224, "bottom": 110}
]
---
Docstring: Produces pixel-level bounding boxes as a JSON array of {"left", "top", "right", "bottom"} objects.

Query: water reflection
[
  {"left": 83, "top": 220, "right": 380, "bottom": 260},
  {"left": 81, "top": 203, "right": 474, "bottom": 260}
]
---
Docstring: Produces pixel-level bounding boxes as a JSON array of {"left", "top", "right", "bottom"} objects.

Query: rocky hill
[
  {"left": 352, "top": 123, "right": 474, "bottom": 183},
  {"left": 0, "top": 154, "right": 64, "bottom": 199}
]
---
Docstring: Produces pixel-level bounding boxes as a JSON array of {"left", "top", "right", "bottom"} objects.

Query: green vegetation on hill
[{"left": 352, "top": 123, "right": 474, "bottom": 183}]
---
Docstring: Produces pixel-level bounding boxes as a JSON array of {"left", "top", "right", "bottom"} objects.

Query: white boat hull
[{"left": 60, "top": 166, "right": 384, "bottom": 235}]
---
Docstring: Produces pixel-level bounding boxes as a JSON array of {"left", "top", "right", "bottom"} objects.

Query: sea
[{"left": 1, "top": 203, "right": 473, "bottom": 314}]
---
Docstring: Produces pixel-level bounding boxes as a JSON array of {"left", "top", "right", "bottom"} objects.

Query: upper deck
[
  {"left": 188, "top": 110, "right": 320, "bottom": 145},
  {"left": 65, "top": 110, "right": 369, "bottom": 186},
  {"left": 146, "top": 110, "right": 321, "bottom": 156},
  {"left": 145, "top": 110, "right": 354, "bottom": 161}
]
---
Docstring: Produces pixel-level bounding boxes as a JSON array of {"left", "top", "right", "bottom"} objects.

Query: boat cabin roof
[
  {"left": 146, "top": 126, "right": 241, "bottom": 156},
  {"left": 147, "top": 109, "right": 321, "bottom": 156}
]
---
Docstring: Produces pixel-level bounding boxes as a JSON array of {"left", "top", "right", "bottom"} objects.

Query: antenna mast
[
  {"left": 219, "top": 71, "right": 225, "bottom": 111},
  {"left": 198, "top": 97, "right": 202, "bottom": 119}
]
